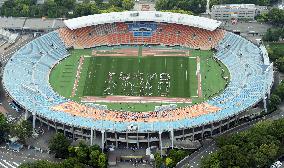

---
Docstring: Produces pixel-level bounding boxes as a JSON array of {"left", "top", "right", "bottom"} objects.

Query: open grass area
[
  {"left": 81, "top": 56, "right": 197, "bottom": 98},
  {"left": 49, "top": 46, "right": 229, "bottom": 111},
  {"left": 199, "top": 51, "right": 229, "bottom": 100},
  {"left": 49, "top": 49, "right": 92, "bottom": 98}
]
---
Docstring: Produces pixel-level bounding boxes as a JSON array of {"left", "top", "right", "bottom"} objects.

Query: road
[
  {"left": 0, "top": 146, "right": 49, "bottom": 168},
  {"left": 176, "top": 105, "right": 284, "bottom": 168}
]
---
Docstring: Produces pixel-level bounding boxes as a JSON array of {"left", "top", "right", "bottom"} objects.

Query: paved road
[
  {"left": 177, "top": 106, "right": 284, "bottom": 168},
  {"left": 0, "top": 147, "right": 46, "bottom": 168},
  {"left": 0, "top": 159, "right": 19, "bottom": 168}
]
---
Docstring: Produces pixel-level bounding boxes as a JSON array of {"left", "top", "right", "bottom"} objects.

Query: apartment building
[{"left": 211, "top": 4, "right": 268, "bottom": 20}]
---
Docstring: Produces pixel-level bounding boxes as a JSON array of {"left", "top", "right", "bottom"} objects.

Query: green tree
[
  {"left": 54, "top": 0, "right": 76, "bottom": 9},
  {"left": 99, "top": 6, "right": 124, "bottom": 13},
  {"left": 263, "top": 28, "right": 284, "bottom": 42},
  {"left": 48, "top": 133, "right": 71, "bottom": 158},
  {"left": 89, "top": 149, "right": 100, "bottom": 167},
  {"left": 74, "top": 3, "right": 93, "bottom": 17},
  {"left": 155, "top": 0, "right": 172, "bottom": 10},
  {"left": 19, "top": 158, "right": 85, "bottom": 168},
  {"left": 267, "top": 47, "right": 282, "bottom": 61},
  {"left": 0, "top": 113, "right": 10, "bottom": 143},
  {"left": 256, "top": 12, "right": 269, "bottom": 22},
  {"left": 268, "top": 119, "right": 284, "bottom": 143},
  {"left": 61, "top": 157, "right": 86, "bottom": 168},
  {"left": 154, "top": 153, "right": 163, "bottom": 168},
  {"left": 253, "top": 143, "right": 278, "bottom": 167},
  {"left": 10, "top": 120, "right": 32, "bottom": 144},
  {"left": 269, "top": 94, "right": 281, "bottom": 110},
  {"left": 75, "top": 142, "right": 90, "bottom": 164},
  {"left": 109, "top": 0, "right": 123, "bottom": 7},
  {"left": 167, "top": 149, "right": 189, "bottom": 166},
  {"left": 19, "top": 160, "right": 59, "bottom": 168},
  {"left": 273, "top": 81, "right": 284, "bottom": 100},
  {"left": 98, "top": 153, "right": 107, "bottom": 168},
  {"left": 122, "top": 0, "right": 134, "bottom": 10},
  {"left": 267, "top": 8, "right": 284, "bottom": 25},
  {"left": 201, "top": 152, "right": 221, "bottom": 168},
  {"left": 202, "top": 118, "right": 284, "bottom": 168},
  {"left": 155, "top": 0, "right": 206, "bottom": 14},
  {"left": 165, "top": 157, "right": 175, "bottom": 168},
  {"left": 218, "top": 145, "right": 248, "bottom": 168},
  {"left": 275, "top": 57, "right": 284, "bottom": 72}
]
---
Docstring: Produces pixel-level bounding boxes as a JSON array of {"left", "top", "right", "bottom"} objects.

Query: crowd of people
[{"left": 51, "top": 101, "right": 221, "bottom": 123}]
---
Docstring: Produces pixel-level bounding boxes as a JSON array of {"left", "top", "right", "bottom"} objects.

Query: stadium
[{"left": 2, "top": 11, "right": 273, "bottom": 150}]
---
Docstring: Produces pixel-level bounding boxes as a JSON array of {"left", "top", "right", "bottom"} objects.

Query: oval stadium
[{"left": 2, "top": 11, "right": 274, "bottom": 149}]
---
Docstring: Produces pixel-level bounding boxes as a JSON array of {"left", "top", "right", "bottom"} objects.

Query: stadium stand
[
  {"left": 58, "top": 22, "right": 225, "bottom": 49},
  {"left": 2, "top": 12, "right": 273, "bottom": 148},
  {"left": 3, "top": 27, "right": 273, "bottom": 131}
]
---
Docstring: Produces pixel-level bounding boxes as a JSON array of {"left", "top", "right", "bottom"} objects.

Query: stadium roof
[{"left": 64, "top": 11, "right": 222, "bottom": 31}]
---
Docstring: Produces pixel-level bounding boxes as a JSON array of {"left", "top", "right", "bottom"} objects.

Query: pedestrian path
[{"left": 0, "top": 159, "right": 19, "bottom": 168}]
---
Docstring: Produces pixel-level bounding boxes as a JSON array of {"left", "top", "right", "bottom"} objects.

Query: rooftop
[
  {"left": 212, "top": 4, "right": 256, "bottom": 10},
  {"left": 64, "top": 11, "right": 222, "bottom": 31}
]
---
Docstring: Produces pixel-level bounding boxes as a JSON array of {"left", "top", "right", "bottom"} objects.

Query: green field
[{"left": 49, "top": 46, "right": 229, "bottom": 111}]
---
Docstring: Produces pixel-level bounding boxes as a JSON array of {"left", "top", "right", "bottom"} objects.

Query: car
[{"left": 270, "top": 161, "right": 282, "bottom": 168}]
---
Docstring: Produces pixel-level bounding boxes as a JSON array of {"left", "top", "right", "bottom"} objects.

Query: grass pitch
[
  {"left": 82, "top": 56, "right": 197, "bottom": 98},
  {"left": 49, "top": 46, "right": 229, "bottom": 111}
]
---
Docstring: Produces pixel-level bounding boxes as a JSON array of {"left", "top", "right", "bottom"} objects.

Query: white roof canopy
[{"left": 64, "top": 11, "right": 222, "bottom": 31}]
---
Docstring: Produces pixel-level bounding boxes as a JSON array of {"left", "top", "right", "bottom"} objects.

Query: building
[{"left": 211, "top": 4, "right": 268, "bottom": 20}]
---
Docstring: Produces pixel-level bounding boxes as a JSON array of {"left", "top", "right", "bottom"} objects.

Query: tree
[
  {"left": 109, "top": 0, "right": 123, "bottom": 7},
  {"left": 98, "top": 153, "right": 107, "bottom": 168},
  {"left": 54, "top": 0, "right": 76, "bottom": 9},
  {"left": 0, "top": 113, "right": 10, "bottom": 143},
  {"left": 99, "top": 6, "right": 124, "bottom": 13},
  {"left": 267, "top": 8, "right": 284, "bottom": 26},
  {"left": 19, "top": 158, "right": 85, "bottom": 168},
  {"left": 74, "top": 3, "right": 93, "bottom": 17},
  {"left": 167, "top": 149, "right": 189, "bottom": 166},
  {"left": 269, "top": 94, "right": 281, "bottom": 110},
  {"left": 155, "top": 0, "right": 206, "bottom": 14},
  {"left": 165, "top": 157, "right": 175, "bottom": 168},
  {"left": 154, "top": 153, "right": 163, "bottom": 168},
  {"left": 263, "top": 28, "right": 284, "bottom": 42},
  {"left": 61, "top": 157, "right": 86, "bottom": 168},
  {"left": 19, "top": 160, "right": 59, "bottom": 168},
  {"left": 253, "top": 143, "right": 278, "bottom": 167},
  {"left": 75, "top": 142, "right": 90, "bottom": 164},
  {"left": 268, "top": 119, "right": 284, "bottom": 143},
  {"left": 155, "top": 0, "right": 172, "bottom": 10},
  {"left": 201, "top": 152, "right": 221, "bottom": 168},
  {"left": 275, "top": 57, "right": 284, "bottom": 72},
  {"left": 10, "top": 120, "right": 32, "bottom": 144},
  {"left": 89, "top": 150, "right": 100, "bottom": 167},
  {"left": 273, "top": 81, "right": 284, "bottom": 100},
  {"left": 48, "top": 133, "right": 71, "bottom": 158},
  {"left": 122, "top": 0, "right": 134, "bottom": 10},
  {"left": 218, "top": 145, "right": 248, "bottom": 168}
]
